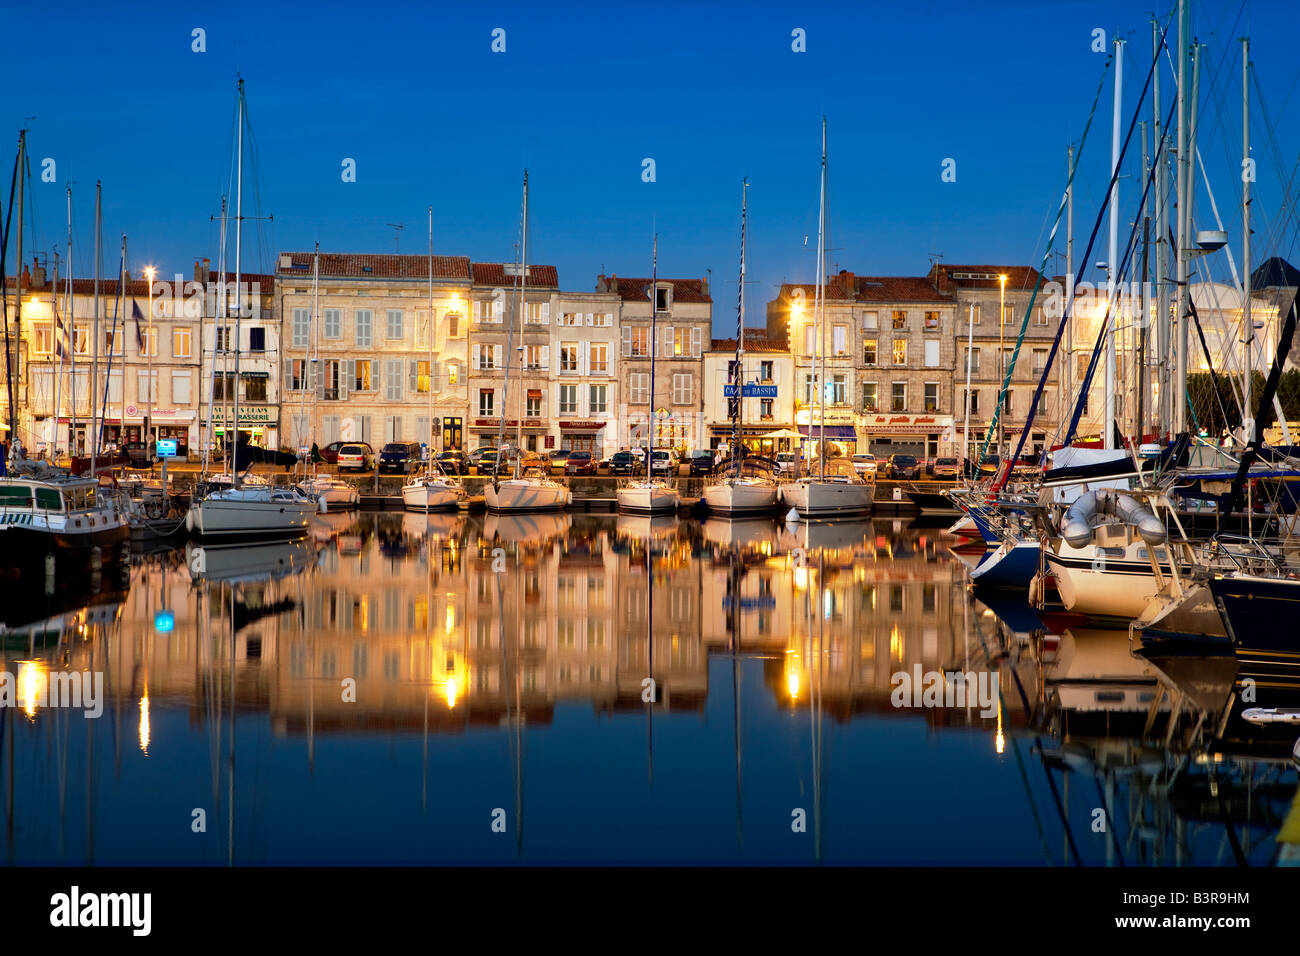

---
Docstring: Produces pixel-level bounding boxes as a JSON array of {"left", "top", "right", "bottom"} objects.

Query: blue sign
[
  {"left": 723, "top": 384, "right": 777, "bottom": 398},
  {"left": 154, "top": 610, "right": 175, "bottom": 633},
  {"left": 156, "top": 439, "right": 178, "bottom": 457}
]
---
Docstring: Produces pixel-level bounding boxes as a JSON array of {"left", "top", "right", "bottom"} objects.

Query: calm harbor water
[{"left": 1, "top": 512, "right": 1296, "bottom": 866}]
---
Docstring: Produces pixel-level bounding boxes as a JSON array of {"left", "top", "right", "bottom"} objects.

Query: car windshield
[
  {"left": 894, "top": 456, "right": 916, "bottom": 464},
  {"left": 570, "top": 453, "right": 590, "bottom": 460},
  {"left": 382, "top": 444, "right": 405, "bottom": 453},
  {"left": 341, "top": 446, "right": 364, "bottom": 455},
  {"left": 937, "top": 458, "right": 956, "bottom": 465}
]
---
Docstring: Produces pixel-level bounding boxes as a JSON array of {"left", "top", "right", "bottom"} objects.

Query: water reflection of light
[
  {"left": 139, "top": 694, "right": 151, "bottom": 754},
  {"left": 16, "top": 660, "right": 45, "bottom": 718},
  {"left": 444, "top": 675, "right": 458, "bottom": 709},
  {"left": 785, "top": 651, "right": 801, "bottom": 700},
  {"left": 793, "top": 566, "right": 808, "bottom": 590},
  {"left": 995, "top": 701, "right": 1004, "bottom": 755},
  {"left": 444, "top": 605, "right": 455, "bottom": 635},
  {"left": 889, "top": 625, "right": 903, "bottom": 662}
]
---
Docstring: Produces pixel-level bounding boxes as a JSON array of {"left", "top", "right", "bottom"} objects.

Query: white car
[
  {"left": 774, "top": 452, "right": 801, "bottom": 477},
  {"left": 851, "top": 453, "right": 877, "bottom": 478}
]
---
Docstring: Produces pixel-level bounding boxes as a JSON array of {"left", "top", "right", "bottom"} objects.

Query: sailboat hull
[
  {"left": 402, "top": 480, "right": 463, "bottom": 512},
  {"left": 780, "top": 480, "right": 874, "bottom": 517},
  {"left": 484, "top": 479, "right": 571, "bottom": 513},
  {"left": 186, "top": 488, "right": 316, "bottom": 540},
  {"left": 1208, "top": 575, "right": 1300, "bottom": 660},
  {"left": 616, "top": 482, "right": 680, "bottom": 515},
  {"left": 703, "top": 480, "right": 779, "bottom": 516}
]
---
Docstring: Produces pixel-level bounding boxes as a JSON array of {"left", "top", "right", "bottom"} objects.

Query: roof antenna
[{"left": 386, "top": 223, "right": 405, "bottom": 253}]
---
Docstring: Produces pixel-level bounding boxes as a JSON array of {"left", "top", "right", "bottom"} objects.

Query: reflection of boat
[
  {"left": 310, "top": 510, "right": 357, "bottom": 542},
  {"left": 615, "top": 514, "right": 679, "bottom": 542},
  {"left": 483, "top": 511, "right": 571, "bottom": 546},
  {"left": 0, "top": 592, "right": 125, "bottom": 646},
  {"left": 778, "top": 518, "right": 870, "bottom": 552},
  {"left": 701, "top": 517, "right": 778, "bottom": 549},
  {"left": 187, "top": 538, "right": 315, "bottom": 583},
  {"left": 403, "top": 510, "right": 463, "bottom": 540},
  {"left": 904, "top": 489, "right": 959, "bottom": 515},
  {"left": 1048, "top": 627, "right": 1160, "bottom": 716}
]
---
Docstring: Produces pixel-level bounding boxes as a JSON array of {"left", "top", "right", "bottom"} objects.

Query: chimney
[
  {"left": 194, "top": 258, "right": 211, "bottom": 284},
  {"left": 32, "top": 257, "right": 45, "bottom": 290},
  {"left": 700, "top": 276, "right": 709, "bottom": 295},
  {"left": 20, "top": 263, "right": 31, "bottom": 290}
]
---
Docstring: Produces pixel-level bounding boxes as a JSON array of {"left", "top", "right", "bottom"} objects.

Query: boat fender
[
  {"left": 319, "top": 496, "right": 329, "bottom": 514},
  {"left": 1028, "top": 573, "right": 1040, "bottom": 606},
  {"left": 785, "top": 507, "right": 800, "bottom": 522},
  {"left": 185, "top": 509, "right": 194, "bottom": 533}
]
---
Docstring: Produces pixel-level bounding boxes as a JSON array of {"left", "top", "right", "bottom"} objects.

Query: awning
[
  {"left": 559, "top": 421, "right": 605, "bottom": 431},
  {"left": 709, "top": 423, "right": 787, "bottom": 434},
  {"left": 241, "top": 370, "right": 269, "bottom": 378},
  {"left": 797, "top": 425, "right": 856, "bottom": 439}
]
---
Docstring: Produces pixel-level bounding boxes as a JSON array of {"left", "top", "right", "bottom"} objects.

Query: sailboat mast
[
  {"left": 817, "top": 117, "right": 827, "bottom": 479},
  {"left": 1105, "top": 39, "right": 1124, "bottom": 450},
  {"left": 732, "top": 180, "right": 747, "bottom": 470},
  {"left": 232, "top": 78, "right": 244, "bottom": 489},
  {"left": 5, "top": 129, "right": 25, "bottom": 440},
  {"left": 649, "top": 232, "right": 657, "bottom": 466},
  {"left": 92, "top": 182, "right": 101, "bottom": 474},
  {"left": 67, "top": 186, "right": 75, "bottom": 457},
  {"left": 305, "top": 242, "right": 319, "bottom": 473},
  {"left": 427, "top": 205, "right": 434, "bottom": 471},
  {"left": 517, "top": 172, "right": 528, "bottom": 469},
  {"left": 1241, "top": 36, "right": 1252, "bottom": 441}
]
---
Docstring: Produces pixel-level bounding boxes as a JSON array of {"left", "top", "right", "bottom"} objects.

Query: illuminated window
[{"left": 892, "top": 339, "right": 906, "bottom": 365}]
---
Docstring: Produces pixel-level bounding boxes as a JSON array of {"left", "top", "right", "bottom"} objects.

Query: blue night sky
[{"left": 5, "top": 0, "right": 1298, "bottom": 332}]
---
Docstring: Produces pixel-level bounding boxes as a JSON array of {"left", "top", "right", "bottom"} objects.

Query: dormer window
[{"left": 655, "top": 286, "right": 670, "bottom": 313}]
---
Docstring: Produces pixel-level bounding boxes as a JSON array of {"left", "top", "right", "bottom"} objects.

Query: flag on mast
[{"left": 132, "top": 299, "right": 146, "bottom": 351}]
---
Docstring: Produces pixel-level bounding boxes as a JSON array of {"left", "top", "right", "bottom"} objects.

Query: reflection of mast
[
  {"left": 647, "top": 531, "right": 654, "bottom": 787},
  {"left": 731, "top": 542, "right": 743, "bottom": 849}
]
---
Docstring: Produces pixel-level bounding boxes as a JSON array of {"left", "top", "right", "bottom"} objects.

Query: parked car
[
  {"left": 884, "top": 454, "right": 920, "bottom": 479},
  {"left": 337, "top": 442, "right": 375, "bottom": 472},
  {"left": 124, "top": 441, "right": 152, "bottom": 466},
  {"left": 687, "top": 449, "right": 716, "bottom": 476},
  {"left": 378, "top": 441, "right": 421, "bottom": 474},
  {"left": 609, "top": 450, "right": 643, "bottom": 476},
  {"left": 548, "top": 449, "right": 572, "bottom": 473},
  {"left": 435, "top": 450, "right": 467, "bottom": 475},
  {"left": 851, "top": 453, "right": 877, "bottom": 478},
  {"left": 320, "top": 440, "right": 346, "bottom": 465},
  {"left": 565, "top": 451, "right": 596, "bottom": 476},
  {"left": 649, "top": 449, "right": 677, "bottom": 476},
  {"left": 521, "top": 451, "right": 548, "bottom": 471},
  {"left": 467, "top": 447, "right": 498, "bottom": 473},
  {"left": 774, "top": 452, "right": 801, "bottom": 477},
  {"left": 931, "top": 456, "right": 959, "bottom": 480}
]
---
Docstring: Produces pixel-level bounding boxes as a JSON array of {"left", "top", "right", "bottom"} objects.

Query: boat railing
[{"left": 1197, "top": 532, "right": 1292, "bottom": 577}]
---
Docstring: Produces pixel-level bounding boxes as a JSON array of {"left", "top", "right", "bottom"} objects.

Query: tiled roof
[
  {"left": 471, "top": 262, "right": 559, "bottom": 288},
  {"left": 600, "top": 275, "right": 712, "bottom": 303},
  {"left": 848, "top": 275, "right": 952, "bottom": 303},
  {"left": 927, "top": 263, "right": 1044, "bottom": 293},
  {"left": 276, "top": 252, "right": 472, "bottom": 281},
  {"left": 773, "top": 281, "right": 855, "bottom": 304},
  {"left": 710, "top": 335, "right": 787, "bottom": 353}
]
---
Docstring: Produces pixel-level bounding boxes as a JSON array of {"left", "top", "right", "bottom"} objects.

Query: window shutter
[
  {"left": 691, "top": 327, "right": 702, "bottom": 357},
  {"left": 622, "top": 327, "right": 632, "bottom": 356},
  {"left": 585, "top": 312, "right": 594, "bottom": 326},
  {"left": 492, "top": 298, "right": 503, "bottom": 323},
  {"left": 472, "top": 348, "right": 480, "bottom": 370},
  {"left": 663, "top": 327, "right": 674, "bottom": 358},
  {"left": 339, "top": 362, "right": 350, "bottom": 400},
  {"left": 540, "top": 345, "right": 549, "bottom": 369},
  {"left": 313, "top": 360, "right": 323, "bottom": 399},
  {"left": 493, "top": 344, "right": 503, "bottom": 368},
  {"left": 284, "top": 358, "right": 293, "bottom": 390},
  {"left": 409, "top": 360, "right": 418, "bottom": 393},
  {"left": 580, "top": 341, "right": 589, "bottom": 376},
  {"left": 541, "top": 302, "right": 550, "bottom": 324}
]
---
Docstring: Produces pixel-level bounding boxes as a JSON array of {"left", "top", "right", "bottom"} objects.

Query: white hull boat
[
  {"left": 616, "top": 480, "right": 680, "bottom": 515},
  {"left": 779, "top": 462, "right": 874, "bottom": 519},
  {"left": 186, "top": 486, "right": 318, "bottom": 540},
  {"left": 484, "top": 475, "right": 571, "bottom": 513},
  {"left": 402, "top": 475, "right": 465, "bottom": 512},
  {"left": 703, "top": 477, "right": 779, "bottom": 516},
  {"left": 1047, "top": 535, "right": 1177, "bottom": 620},
  {"left": 298, "top": 475, "right": 359, "bottom": 509}
]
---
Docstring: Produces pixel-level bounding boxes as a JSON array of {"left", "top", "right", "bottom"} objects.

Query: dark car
[
  {"left": 231, "top": 442, "right": 300, "bottom": 472},
  {"left": 435, "top": 450, "right": 467, "bottom": 475},
  {"left": 687, "top": 449, "right": 716, "bottom": 476},
  {"left": 124, "top": 441, "right": 151, "bottom": 466},
  {"left": 468, "top": 447, "right": 499, "bottom": 474},
  {"left": 885, "top": 454, "right": 920, "bottom": 479},
  {"left": 609, "top": 450, "right": 643, "bottom": 476},
  {"left": 379, "top": 441, "right": 421, "bottom": 474},
  {"left": 320, "top": 440, "right": 346, "bottom": 465},
  {"left": 565, "top": 451, "right": 596, "bottom": 476}
]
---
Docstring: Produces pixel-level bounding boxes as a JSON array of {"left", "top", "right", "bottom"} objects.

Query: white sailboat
[
  {"left": 484, "top": 170, "right": 571, "bottom": 514},
  {"left": 781, "top": 119, "right": 873, "bottom": 520},
  {"left": 405, "top": 206, "right": 467, "bottom": 513},
  {"left": 617, "top": 232, "right": 680, "bottom": 516},
  {"left": 704, "top": 178, "right": 778, "bottom": 518},
  {"left": 187, "top": 78, "right": 317, "bottom": 539}
]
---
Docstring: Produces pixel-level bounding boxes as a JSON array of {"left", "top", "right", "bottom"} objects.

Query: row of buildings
[{"left": 4, "top": 252, "right": 1295, "bottom": 463}]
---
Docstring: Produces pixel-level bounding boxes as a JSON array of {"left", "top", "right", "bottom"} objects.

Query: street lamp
[{"left": 143, "top": 265, "right": 157, "bottom": 466}]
